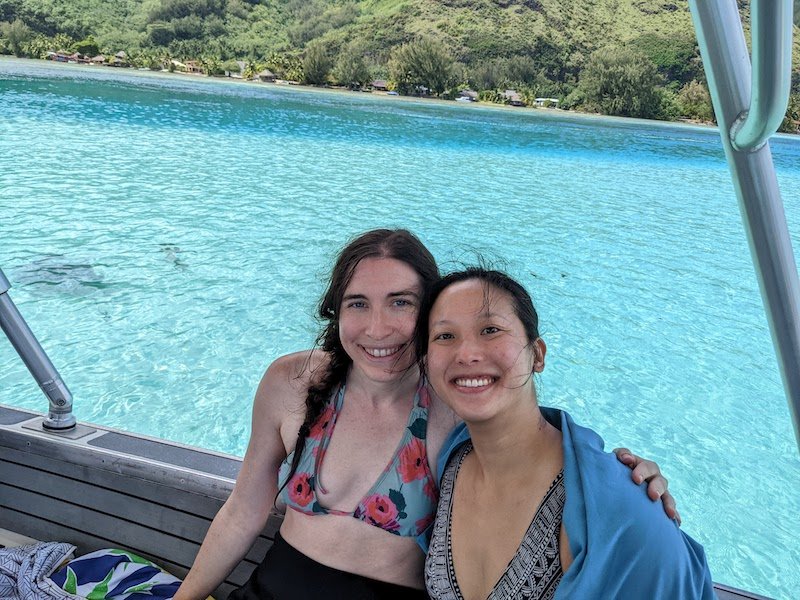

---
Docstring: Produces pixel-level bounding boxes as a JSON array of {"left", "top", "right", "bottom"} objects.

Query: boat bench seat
[
  {"left": 0, "top": 404, "right": 274, "bottom": 599},
  {"left": 0, "top": 404, "right": 774, "bottom": 600}
]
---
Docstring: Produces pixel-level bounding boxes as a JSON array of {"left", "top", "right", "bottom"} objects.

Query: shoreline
[{"left": 0, "top": 55, "right": 731, "bottom": 135}]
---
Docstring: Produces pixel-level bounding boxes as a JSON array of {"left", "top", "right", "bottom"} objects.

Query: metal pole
[
  {"left": 0, "top": 268, "right": 76, "bottom": 430},
  {"left": 689, "top": 0, "right": 800, "bottom": 451}
]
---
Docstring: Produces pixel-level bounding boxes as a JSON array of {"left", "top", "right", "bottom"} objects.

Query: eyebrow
[
  {"left": 389, "top": 290, "right": 420, "bottom": 298},
  {"left": 430, "top": 311, "right": 507, "bottom": 326},
  {"left": 342, "top": 289, "right": 420, "bottom": 302}
]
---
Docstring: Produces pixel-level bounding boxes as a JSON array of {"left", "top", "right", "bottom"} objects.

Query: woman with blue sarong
[{"left": 418, "top": 267, "right": 714, "bottom": 600}]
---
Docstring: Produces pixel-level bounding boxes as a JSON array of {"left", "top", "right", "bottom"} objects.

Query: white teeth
[
  {"left": 365, "top": 346, "right": 401, "bottom": 358},
  {"left": 455, "top": 377, "right": 493, "bottom": 388}
]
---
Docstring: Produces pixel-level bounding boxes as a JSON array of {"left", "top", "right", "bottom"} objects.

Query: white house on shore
[{"left": 535, "top": 97, "right": 560, "bottom": 107}]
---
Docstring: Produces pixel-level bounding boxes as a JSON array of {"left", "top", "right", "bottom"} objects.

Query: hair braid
[{"left": 279, "top": 345, "right": 349, "bottom": 497}]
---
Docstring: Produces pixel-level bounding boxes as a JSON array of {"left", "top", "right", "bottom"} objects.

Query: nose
[
  {"left": 365, "top": 308, "right": 392, "bottom": 339},
  {"left": 454, "top": 335, "right": 482, "bottom": 365}
]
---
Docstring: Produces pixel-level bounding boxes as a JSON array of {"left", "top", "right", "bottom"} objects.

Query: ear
[{"left": 532, "top": 338, "right": 546, "bottom": 373}]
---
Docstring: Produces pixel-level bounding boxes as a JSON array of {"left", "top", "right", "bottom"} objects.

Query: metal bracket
[{"left": 729, "top": 0, "right": 794, "bottom": 151}]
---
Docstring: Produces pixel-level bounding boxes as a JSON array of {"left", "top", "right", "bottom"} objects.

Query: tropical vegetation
[{"left": 1, "top": 0, "right": 799, "bottom": 131}]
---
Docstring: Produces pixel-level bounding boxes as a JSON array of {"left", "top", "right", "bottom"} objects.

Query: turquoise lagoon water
[{"left": 1, "top": 57, "right": 799, "bottom": 597}]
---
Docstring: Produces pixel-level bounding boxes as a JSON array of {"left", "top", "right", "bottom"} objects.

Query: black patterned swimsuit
[{"left": 425, "top": 442, "right": 566, "bottom": 600}]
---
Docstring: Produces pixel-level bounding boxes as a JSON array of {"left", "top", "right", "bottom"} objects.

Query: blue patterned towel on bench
[{"left": 49, "top": 548, "right": 182, "bottom": 600}]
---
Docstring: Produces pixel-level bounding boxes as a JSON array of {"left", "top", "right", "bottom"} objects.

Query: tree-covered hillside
[{"left": 1, "top": 0, "right": 799, "bottom": 130}]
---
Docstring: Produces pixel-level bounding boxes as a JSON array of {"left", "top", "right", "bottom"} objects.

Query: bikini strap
[{"left": 313, "top": 385, "right": 344, "bottom": 495}]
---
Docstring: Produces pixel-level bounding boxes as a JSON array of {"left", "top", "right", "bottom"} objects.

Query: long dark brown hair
[{"left": 278, "top": 229, "right": 439, "bottom": 496}]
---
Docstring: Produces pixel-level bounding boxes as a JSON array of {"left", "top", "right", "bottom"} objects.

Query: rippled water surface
[{"left": 1, "top": 57, "right": 799, "bottom": 598}]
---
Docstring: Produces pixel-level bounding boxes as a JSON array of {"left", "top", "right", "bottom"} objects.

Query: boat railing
[
  {"left": 0, "top": 267, "right": 75, "bottom": 430},
  {"left": 689, "top": 0, "right": 800, "bottom": 451}
]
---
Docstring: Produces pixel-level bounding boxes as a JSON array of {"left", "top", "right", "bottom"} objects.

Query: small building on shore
[
  {"left": 110, "top": 51, "right": 128, "bottom": 67},
  {"left": 226, "top": 61, "right": 247, "bottom": 78},
  {"left": 503, "top": 89, "right": 524, "bottom": 106},
  {"left": 46, "top": 51, "right": 70, "bottom": 63},
  {"left": 458, "top": 89, "right": 478, "bottom": 102},
  {"left": 370, "top": 79, "right": 388, "bottom": 91},
  {"left": 184, "top": 60, "right": 204, "bottom": 74},
  {"left": 535, "top": 97, "right": 559, "bottom": 108},
  {"left": 257, "top": 69, "right": 276, "bottom": 82},
  {"left": 414, "top": 85, "right": 430, "bottom": 96}
]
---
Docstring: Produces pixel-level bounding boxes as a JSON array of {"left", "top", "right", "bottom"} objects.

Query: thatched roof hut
[{"left": 258, "top": 69, "right": 276, "bottom": 82}]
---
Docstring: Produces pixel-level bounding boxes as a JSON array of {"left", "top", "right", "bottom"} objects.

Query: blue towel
[{"left": 421, "top": 407, "right": 715, "bottom": 599}]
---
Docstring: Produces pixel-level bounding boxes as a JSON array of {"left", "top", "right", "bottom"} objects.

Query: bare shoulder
[
  {"left": 237, "top": 349, "right": 327, "bottom": 474},
  {"left": 264, "top": 349, "right": 328, "bottom": 385},
  {"left": 256, "top": 350, "right": 329, "bottom": 414},
  {"left": 228, "top": 351, "right": 327, "bottom": 512}
]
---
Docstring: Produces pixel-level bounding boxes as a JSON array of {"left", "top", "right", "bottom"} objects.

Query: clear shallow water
[{"left": 1, "top": 57, "right": 799, "bottom": 598}]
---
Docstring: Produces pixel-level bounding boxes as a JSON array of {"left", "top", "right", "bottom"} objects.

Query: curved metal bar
[
  {"left": 0, "top": 268, "right": 76, "bottom": 430},
  {"left": 730, "top": 0, "right": 793, "bottom": 151},
  {"left": 689, "top": 0, "right": 800, "bottom": 452}
]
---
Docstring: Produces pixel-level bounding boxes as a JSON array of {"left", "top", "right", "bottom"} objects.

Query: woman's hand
[{"left": 613, "top": 448, "right": 681, "bottom": 525}]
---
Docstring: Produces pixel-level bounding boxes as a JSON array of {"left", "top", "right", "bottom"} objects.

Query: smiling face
[
  {"left": 338, "top": 257, "right": 423, "bottom": 384},
  {"left": 426, "top": 278, "right": 545, "bottom": 423}
]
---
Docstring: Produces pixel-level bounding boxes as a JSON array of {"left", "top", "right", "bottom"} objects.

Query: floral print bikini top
[{"left": 277, "top": 379, "right": 438, "bottom": 537}]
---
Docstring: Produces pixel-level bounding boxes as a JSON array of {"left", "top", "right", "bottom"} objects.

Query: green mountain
[
  {"left": 1, "top": 0, "right": 799, "bottom": 128},
  {"left": 3, "top": 0, "right": 793, "bottom": 63}
]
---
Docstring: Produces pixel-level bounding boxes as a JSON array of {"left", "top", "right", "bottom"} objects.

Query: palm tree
[
  {"left": 160, "top": 49, "right": 173, "bottom": 72},
  {"left": 242, "top": 59, "right": 260, "bottom": 80}
]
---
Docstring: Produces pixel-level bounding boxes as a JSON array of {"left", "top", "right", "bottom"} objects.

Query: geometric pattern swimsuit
[
  {"left": 425, "top": 442, "right": 566, "bottom": 600},
  {"left": 277, "top": 378, "right": 438, "bottom": 537}
]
